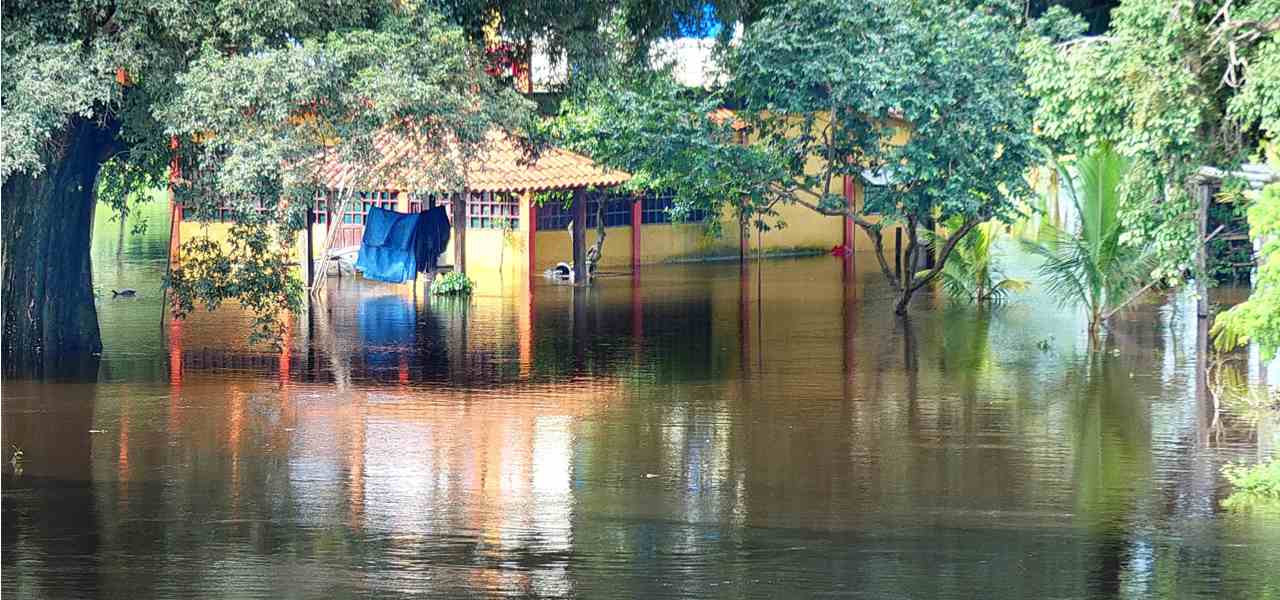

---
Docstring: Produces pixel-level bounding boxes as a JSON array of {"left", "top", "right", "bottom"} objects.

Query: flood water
[{"left": 4, "top": 202, "right": 1279, "bottom": 599}]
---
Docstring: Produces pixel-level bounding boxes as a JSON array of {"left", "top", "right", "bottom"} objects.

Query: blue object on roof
[
  {"left": 355, "top": 206, "right": 419, "bottom": 283},
  {"left": 673, "top": 4, "right": 721, "bottom": 38}
]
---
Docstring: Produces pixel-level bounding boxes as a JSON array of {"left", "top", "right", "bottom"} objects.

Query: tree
[
  {"left": 1213, "top": 144, "right": 1280, "bottom": 360},
  {"left": 1, "top": 2, "right": 534, "bottom": 373},
  {"left": 1023, "top": 144, "right": 1152, "bottom": 341},
  {"left": 548, "top": 72, "right": 786, "bottom": 241},
  {"left": 1022, "top": 0, "right": 1280, "bottom": 285},
  {"left": 729, "top": 0, "right": 1040, "bottom": 315}
]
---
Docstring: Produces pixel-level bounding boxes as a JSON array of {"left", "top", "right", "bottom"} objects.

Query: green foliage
[
  {"left": 2, "top": 2, "right": 537, "bottom": 343},
  {"left": 925, "top": 219, "right": 1030, "bottom": 304},
  {"left": 548, "top": 72, "right": 786, "bottom": 237},
  {"left": 730, "top": 0, "right": 1039, "bottom": 312},
  {"left": 1032, "top": 5, "right": 1089, "bottom": 43},
  {"left": 430, "top": 271, "right": 474, "bottom": 296},
  {"left": 167, "top": 224, "right": 304, "bottom": 347},
  {"left": 1213, "top": 145, "right": 1280, "bottom": 360},
  {"left": 1023, "top": 144, "right": 1152, "bottom": 338},
  {"left": 1022, "top": 0, "right": 1280, "bottom": 284},
  {"left": 437, "top": 0, "right": 767, "bottom": 83},
  {"left": 732, "top": 0, "right": 1037, "bottom": 225},
  {"left": 1222, "top": 460, "right": 1280, "bottom": 515},
  {"left": 555, "top": 0, "right": 1040, "bottom": 314}
]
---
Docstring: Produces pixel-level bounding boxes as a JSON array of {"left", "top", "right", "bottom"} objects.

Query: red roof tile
[{"left": 314, "top": 130, "right": 629, "bottom": 193}]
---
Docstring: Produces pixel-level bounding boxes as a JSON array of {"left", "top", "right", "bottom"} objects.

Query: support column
[
  {"left": 842, "top": 175, "right": 855, "bottom": 251},
  {"left": 524, "top": 191, "right": 537, "bottom": 279},
  {"left": 1196, "top": 183, "right": 1210, "bottom": 318},
  {"left": 631, "top": 196, "right": 642, "bottom": 271},
  {"left": 454, "top": 189, "right": 468, "bottom": 274},
  {"left": 304, "top": 207, "right": 315, "bottom": 289},
  {"left": 572, "top": 188, "right": 587, "bottom": 283}
]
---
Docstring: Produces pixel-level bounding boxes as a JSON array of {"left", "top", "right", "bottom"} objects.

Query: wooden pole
[
  {"left": 161, "top": 137, "right": 181, "bottom": 326},
  {"left": 304, "top": 207, "right": 315, "bottom": 289},
  {"left": 1196, "top": 183, "right": 1211, "bottom": 318},
  {"left": 310, "top": 188, "right": 355, "bottom": 298},
  {"left": 894, "top": 227, "right": 903, "bottom": 275},
  {"left": 453, "top": 188, "right": 468, "bottom": 274},
  {"left": 572, "top": 188, "right": 587, "bottom": 283}
]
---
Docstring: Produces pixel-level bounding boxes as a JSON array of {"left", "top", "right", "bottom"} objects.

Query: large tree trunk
[{"left": 2, "top": 116, "right": 118, "bottom": 376}]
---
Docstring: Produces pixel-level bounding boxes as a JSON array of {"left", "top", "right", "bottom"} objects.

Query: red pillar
[
  {"left": 168, "top": 137, "right": 182, "bottom": 263},
  {"left": 631, "top": 196, "right": 642, "bottom": 271},
  {"left": 527, "top": 201, "right": 538, "bottom": 278},
  {"left": 842, "top": 175, "right": 855, "bottom": 251}
]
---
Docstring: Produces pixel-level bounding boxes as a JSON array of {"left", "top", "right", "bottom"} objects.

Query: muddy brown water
[{"left": 3, "top": 204, "right": 1279, "bottom": 599}]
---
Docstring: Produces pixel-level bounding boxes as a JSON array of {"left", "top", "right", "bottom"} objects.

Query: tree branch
[
  {"left": 787, "top": 185, "right": 900, "bottom": 291},
  {"left": 905, "top": 216, "right": 981, "bottom": 293},
  {"left": 1101, "top": 224, "right": 1226, "bottom": 320}
]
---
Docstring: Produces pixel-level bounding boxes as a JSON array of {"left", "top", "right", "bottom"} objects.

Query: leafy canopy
[
  {"left": 3, "top": 1, "right": 537, "bottom": 338},
  {"left": 1022, "top": 0, "right": 1280, "bottom": 282},
  {"left": 548, "top": 72, "right": 787, "bottom": 236},
  {"left": 730, "top": 0, "right": 1039, "bottom": 226}
]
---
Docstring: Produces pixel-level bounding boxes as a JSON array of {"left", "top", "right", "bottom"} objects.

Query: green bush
[
  {"left": 430, "top": 271, "right": 474, "bottom": 297},
  {"left": 1222, "top": 459, "right": 1280, "bottom": 515}
]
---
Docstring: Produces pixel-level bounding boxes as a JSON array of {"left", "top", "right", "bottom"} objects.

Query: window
[
  {"left": 408, "top": 192, "right": 449, "bottom": 214},
  {"left": 587, "top": 192, "right": 633, "bottom": 228},
  {"left": 181, "top": 198, "right": 271, "bottom": 222},
  {"left": 639, "top": 192, "right": 704, "bottom": 224},
  {"left": 467, "top": 191, "right": 519, "bottom": 229},
  {"left": 537, "top": 199, "right": 574, "bottom": 230},
  {"left": 313, "top": 196, "right": 328, "bottom": 224},
  {"left": 536, "top": 192, "right": 634, "bottom": 230},
  {"left": 341, "top": 191, "right": 398, "bottom": 225}
]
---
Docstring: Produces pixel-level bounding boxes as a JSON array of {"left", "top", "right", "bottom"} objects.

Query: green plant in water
[
  {"left": 1022, "top": 144, "right": 1153, "bottom": 342},
  {"left": 430, "top": 271, "right": 474, "bottom": 296},
  {"left": 9, "top": 445, "right": 24, "bottom": 476},
  {"left": 923, "top": 217, "right": 1029, "bottom": 304},
  {"left": 1222, "top": 460, "right": 1280, "bottom": 515}
]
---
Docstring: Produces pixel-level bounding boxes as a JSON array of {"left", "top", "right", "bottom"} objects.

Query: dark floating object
[{"left": 111, "top": 289, "right": 137, "bottom": 298}]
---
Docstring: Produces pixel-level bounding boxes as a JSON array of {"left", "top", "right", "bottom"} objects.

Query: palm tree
[
  {"left": 927, "top": 217, "right": 1029, "bottom": 304},
  {"left": 1022, "top": 144, "right": 1151, "bottom": 342}
]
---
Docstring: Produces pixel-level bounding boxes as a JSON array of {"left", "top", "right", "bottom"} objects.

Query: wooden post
[
  {"left": 739, "top": 213, "right": 748, "bottom": 263},
  {"left": 304, "top": 207, "right": 315, "bottom": 289},
  {"left": 453, "top": 189, "right": 468, "bottom": 275},
  {"left": 894, "top": 227, "right": 903, "bottom": 275},
  {"left": 632, "top": 195, "right": 643, "bottom": 271},
  {"left": 572, "top": 188, "right": 587, "bottom": 283},
  {"left": 1196, "top": 183, "right": 1210, "bottom": 319}
]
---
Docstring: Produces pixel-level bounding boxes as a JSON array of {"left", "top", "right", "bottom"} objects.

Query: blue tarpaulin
[{"left": 355, "top": 206, "right": 420, "bottom": 283}]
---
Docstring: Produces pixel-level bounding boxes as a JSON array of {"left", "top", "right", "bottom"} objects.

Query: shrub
[
  {"left": 1222, "top": 459, "right": 1280, "bottom": 515},
  {"left": 430, "top": 271, "right": 474, "bottom": 296}
]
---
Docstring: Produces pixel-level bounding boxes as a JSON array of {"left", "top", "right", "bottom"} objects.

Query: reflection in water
[{"left": 2, "top": 206, "right": 1279, "bottom": 598}]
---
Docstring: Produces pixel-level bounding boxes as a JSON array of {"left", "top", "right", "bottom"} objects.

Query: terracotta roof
[
  {"left": 709, "top": 108, "right": 750, "bottom": 131},
  {"left": 315, "top": 130, "right": 629, "bottom": 193}
]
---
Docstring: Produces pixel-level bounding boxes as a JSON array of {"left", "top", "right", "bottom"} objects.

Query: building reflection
[{"left": 6, "top": 259, "right": 1280, "bottom": 598}]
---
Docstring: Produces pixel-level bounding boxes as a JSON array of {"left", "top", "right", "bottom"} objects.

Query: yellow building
[{"left": 174, "top": 123, "right": 905, "bottom": 294}]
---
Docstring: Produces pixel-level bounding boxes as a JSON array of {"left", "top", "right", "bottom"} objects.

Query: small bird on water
[{"left": 111, "top": 289, "right": 137, "bottom": 298}]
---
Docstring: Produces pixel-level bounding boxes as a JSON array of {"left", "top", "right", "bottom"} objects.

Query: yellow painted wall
[
  {"left": 179, "top": 111, "right": 914, "bottom": 278},
  {"left": 532, "top": 226, "right": 635, "bottom": 272}
]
